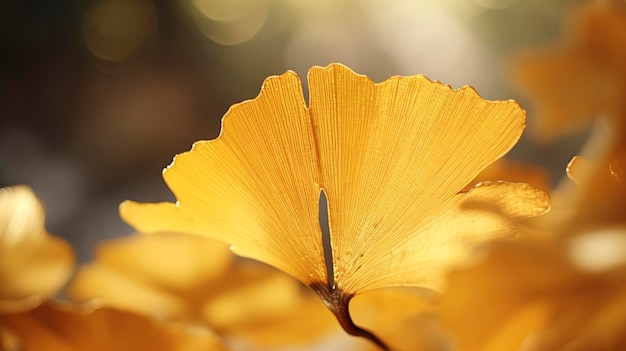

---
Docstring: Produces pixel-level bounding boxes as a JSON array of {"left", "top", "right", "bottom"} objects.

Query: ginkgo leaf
[
  {"left": 350, "top": 287, "right": 451, "bottom": 350},
  {"left": 566, "top": 155, "right": 590, "bottom": 185},
  {"left": 66, "top": 233, "right": 340, "bottom": 349},
  {"left": 441, "top": 230, "right": 626, "bottom": 351},
  {"left": 65, "top": 232, "right": 233, "bottom": 321},
  {"left": 512, "top": 1, "right": 626, "bottom": 141},
  {"left": 121, "top": 64, "right": 550, "bottom": 348},
  {"left": 471, "top": 158, "right": 551, "bottom": 191},
  {"left": 0, "top": 301, "right": 226, "bottom": 351},
  {"left": 0, "top": 185, "right": 75, "bottom": 313},
  {"left": 558, "top": 120, "right": 626, "bottom": 229}
]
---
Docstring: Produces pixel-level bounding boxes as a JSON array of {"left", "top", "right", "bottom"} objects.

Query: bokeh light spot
[
  {"left": 192, "top": 0, "right": 268, "bottom": 46},
  {"left": 83, "top": 0, "right": 157, "bottom": 62},
  {"left": 568, "top": 228, "right": 626, "bottom": 272}
]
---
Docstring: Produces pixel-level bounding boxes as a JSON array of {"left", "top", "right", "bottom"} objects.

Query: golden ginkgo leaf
[
  {"left": 121, "top": 64, "right": 550, "bottom": 348},
  {"left": 0, "top": 301, "right": 226, "bottom": 351},
  {"left": 66, "top": 233, "right": 340, "bottom": 349},
  {"left": 471, "top": 158, "right": 551, "bottom": 191},
  {"left": 350, "top": 287, "right": 452, "bottom": 351},
  {"left": 441, "top": 229, "right": 626, "bottom": 351},
  {"left": 512, "top": 1, "right": 626, "bottom": 141},
  {"left": 566, "top": 155, "right": 591, "bottom": 186},
  {"left": 558, "top": 121, "right": 626, "bottom": 230},
  {"left": 0, "top": 185, "right": 75, "bottom": 313},
  {"left": 565, "top": 160, "right": 626, "bottom": 226},
  {"left": 65, "top": 232, "right": 233, "bottom": 322}
]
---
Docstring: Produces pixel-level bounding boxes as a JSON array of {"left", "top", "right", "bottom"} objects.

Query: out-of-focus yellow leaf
[
  {"left": 66, "top": 233, "right": 232, "bottom": 321},
  {"left": 512, "top": 1, "right": 626, "bottom": 141},
  {"left": 0, "top": 301, "right": 226, "bottom": 351},
  {"left": 66, "top": 233, "right": 340, "bottom": 349},
  {"left": 472, "top": 158, "right": 551, "bottom": 191},
  {"left": 559, "top": 129, "right": 626, "bottom": 230},
  {"left": 351, "top": 287, "right": 453, "bottom": 351},
  {"left": 213, "top": 288, "right": 342, "bottom": 347},
  {"left": 0, "top": 185, "right": 75, "bottom": 313},
  {"left": 441, "top": 229, "right": 626, "bottom": 351},
  {"left": 566, "top": 155, "right": 590, "bottom": 185},
  {"left": 441, "top": 241, "right": 552, "bottom": 351}
]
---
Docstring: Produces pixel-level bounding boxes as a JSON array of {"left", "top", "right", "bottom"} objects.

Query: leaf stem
[{"left": 311, "top": 282, "right": 390, "bottom": 350}]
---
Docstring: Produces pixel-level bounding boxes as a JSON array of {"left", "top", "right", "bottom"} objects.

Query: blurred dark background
[{"left": 0, "top": 0, "right": 586, "bottom": 261}]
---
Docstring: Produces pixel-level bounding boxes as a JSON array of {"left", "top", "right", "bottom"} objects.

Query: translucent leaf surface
[{"left": 121, "top": 64, "right": 550, "bottom": 347}]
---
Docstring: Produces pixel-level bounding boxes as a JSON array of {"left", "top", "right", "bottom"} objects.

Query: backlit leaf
[{"left": 121, "top": 64, "right": 550, "bottom": 348}]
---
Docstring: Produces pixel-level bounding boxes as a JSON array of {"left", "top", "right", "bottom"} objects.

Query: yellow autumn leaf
[
  {"left": 441, "top": 228, "right": 626, "bottom": 351},
  {"left": 0, "top": 185, "right": 75, "bottom": 313},
  {"left": 566, "top": 155, "right": 591, "bottom": 186},
  {"left": 512, "top": 0, "right": 626, "bottom": 141},
  {"left": 65, "top": 233, "right": 340, "bottom": 349},
  {"left": 557, "top": 122, "right": 626, "bottom": 230},
  {"left": 0, "top": 301, "right": 226, "bottom": 351},
  {"left": 472, "top": 158, "right": 551, "bottom": 191},
  {"left": 66, "top": 233, "right": 233, "bottom": 322},
  {"left": 350, "top": 287, "right": 452, "bottom": 350},
  {"left": 121, "top": 63, "right": 549, "bottom": 348}
]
